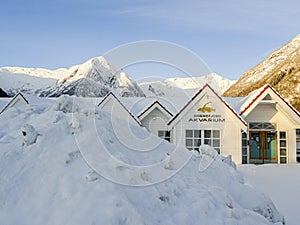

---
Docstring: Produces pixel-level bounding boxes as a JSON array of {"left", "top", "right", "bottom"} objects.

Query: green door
[{"left": 250, "top": 131, "right": 277, "bottom": 164}]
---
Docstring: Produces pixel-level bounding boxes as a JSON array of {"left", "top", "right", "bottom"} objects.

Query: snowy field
[
  {"left": 0, "top": 97, "right": 285, "bottom": 225},
  {"left": 239, "top": 164, "right": 300, "bottom": 225}
]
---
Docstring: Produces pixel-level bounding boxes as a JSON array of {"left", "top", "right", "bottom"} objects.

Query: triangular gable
[
  {"left": 168, "top": 84, "right": 247, "bottom": 128},
  {"left": 98, "top": 92, "right": 141, "bottom": 126},
  {"left": 240, "top": 84, "right": 300, "bottom": 123},
  {"left": 0, "top": 92, "right": 29, "bottom": 114},
  {"left": 138, "top": 100, "right": 173, "bottom": 121}
]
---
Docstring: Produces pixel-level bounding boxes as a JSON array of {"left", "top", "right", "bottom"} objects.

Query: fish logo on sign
[{"left": 197, "top": 102, "right": 216, "bottom": 113}]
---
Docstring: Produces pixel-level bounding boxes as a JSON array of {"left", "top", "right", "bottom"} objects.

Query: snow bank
[{"left": 0, "top": 98, "right": 283, "bottom": 225}]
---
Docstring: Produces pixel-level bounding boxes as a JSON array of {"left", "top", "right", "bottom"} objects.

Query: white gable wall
[
  {"left": 10, "top": 95, "right": 27, "bottom": 108},
  {"left": 99, "top": 97, "right": 139, "bottom": 126},
  {"left": 140, "top": 107, "right": 170, "bottom": 137},
  {"left": 245, "top": 103, "right": 299, "bottom": 163},
  {"left": 0, "top": 94, "right": 28, "bottom": 114},
  {"left": 169, "top": 86, "right": 246, "bottom": 164}
]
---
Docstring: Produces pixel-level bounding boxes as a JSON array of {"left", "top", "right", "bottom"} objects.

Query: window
[
  {"left": 279, "top": 131, "right": 287, "bottom": 163},
  {"left": 158, "top": 130, "right": 171, "bottom": 142},
  {"left": 185, "top": 129, "right": 201, "bottom": 151},
  {"left": 296, "top": 129, "right": 300, "bottom": 163},
  {"left": 249, "top": 122, "right": 276, "bottom": 130},
  {"left": 185, "top": 129, "right": 221, "bottom": 153},
  {"left": 241, "top": 131, "right": 248, "bottom": 164},
  {"left": 296, "top": 129, "right": 300, "bottom": 138}
]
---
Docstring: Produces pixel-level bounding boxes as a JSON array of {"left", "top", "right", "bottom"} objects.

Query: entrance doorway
[{"left": 249, "top": 131, "right": 277, "bottom": 164}]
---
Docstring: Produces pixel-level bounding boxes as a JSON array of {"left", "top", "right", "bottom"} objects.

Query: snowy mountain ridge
[
  {"left": 0, "top": 56, "right": 145, "bottom": 97},
  {"left": 140, "top": 73, "right": 236, "bottom": 98},
  {"left": 0, "top": 57, "right": 235, "bottom": 98},
  {"left": 224, "top": 34, "right": 300, "bottom": 111}
]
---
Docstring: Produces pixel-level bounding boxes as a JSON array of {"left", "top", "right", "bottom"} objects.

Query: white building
[
  {"left": 0, "top": 92, "right": 29, "bottom": 114},
  {"left": 98, "top": 92, "right": 141, "bottom": 126},
  {"left": 100, "top": 84, "right": 300, "bottom": 164}
]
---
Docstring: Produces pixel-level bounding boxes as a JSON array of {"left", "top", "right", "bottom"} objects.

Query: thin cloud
[{"left": 110, "top": 0, "right": 300, "bottom": 33}]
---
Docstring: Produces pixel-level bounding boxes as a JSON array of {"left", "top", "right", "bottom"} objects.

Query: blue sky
[{"left": 1, "top": 0, "right": 299, "bottom": 80}]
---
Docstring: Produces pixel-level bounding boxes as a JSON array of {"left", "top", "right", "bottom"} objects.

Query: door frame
[{"left": 249, "top": 131, "right": 278, "bottom": 164}]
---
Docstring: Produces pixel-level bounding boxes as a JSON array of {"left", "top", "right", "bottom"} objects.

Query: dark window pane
[
  {"left": 204, "top": 130, "right": 211, "bottom": 138},
  {"left": 194, "top": 130, "right": 201, "bottom": 138},
  {"left": 280, "top": 149, "right": 286, "bottom": 156},
  {"left": 158, "top": 131, "right": 164, "bottom": 137},
  {"left": 242, "top": 156, "right": 247, "bottom": 164},
  {"left": 242, "top": 140, "right": 248, "bottom": 146},
  {"left": 186, "top": 130, "right": 193, "bottom": 138},
  {"left": 186, "top": 139, "right": 193, "bottom": 147},
  {"left": 242, "top": 132, "right": 247, "bottom": 138},
  {"left": 280, "top": 140, "right": 286, "bottom": 148},
  {"left": 165, "top": 131, "right": 171, "bottom": 137},
  {"left": 280, "top": 157, "right": 287, "bottom": 164},
  {"left": 213, "top": 139, "right": 220, "bottom": 147},
  {"left": 242, "top": 148, "right": 247, "bottom": 155},
  {"left": 296, "top": 129, "right": 300, "bottom": 137},
  {"left": 194, "top": 139, "right": 201, "bottom": 147},
  {"left": 280, "top": 132, "right": 286, "bottom": 139},
  {"left": 213, "top": 130, "right": 220, "bottom": 138},
  {"left": 204, "top": 139, "right": 211, "bottom": 145}
]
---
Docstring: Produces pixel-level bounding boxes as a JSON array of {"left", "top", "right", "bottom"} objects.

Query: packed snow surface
[
  {"left": 240, "top": 164, "right": 300, "bottom": 225},
  {"left": 0, "top": 97, "right": 283, "bottom": 225}
]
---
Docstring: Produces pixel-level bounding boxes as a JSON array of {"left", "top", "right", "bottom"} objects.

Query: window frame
[
  {"left": 158, "top": 130, "right": 171, "bottom": 142},
  {"left": 185, "top": 129, "right": 221, "bottom": 153}
]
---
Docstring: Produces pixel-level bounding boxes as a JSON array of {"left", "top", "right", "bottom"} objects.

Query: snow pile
[
  {"left": 21, "top": 124, "right": 39, "bottom": 146},
  {"left": 239, "top": 164, "right": 300, "bottom": 225},
  {"left": 0, "top": 97, "right": 283, "bottom": 225}
]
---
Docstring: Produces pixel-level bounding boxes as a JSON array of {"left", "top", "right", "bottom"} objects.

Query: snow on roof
[
  {"left": 21, "top": 93, "right": 56, "bottom": 106},
  {"left": 0, "top": 98, "right": 11, "bottom": 112},
  {"left": 119, "top": 96, "right": 179, "bottom": 118},
  {"left": 239, "top": 84, "right": 270, "bottom": 114},
  {"left": 223, "top": 96, "right": 248, "bottom": 115}
]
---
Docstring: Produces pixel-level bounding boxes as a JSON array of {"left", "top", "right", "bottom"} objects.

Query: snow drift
[{"left": 0, "top": 96, "right": 283, "bottom": 225}]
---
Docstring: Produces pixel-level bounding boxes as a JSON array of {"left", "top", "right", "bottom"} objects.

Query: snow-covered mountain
[
  {"left": 139, "top": 73, "right": 236, "bottom": 98},
  {"left": 0, "top": 56, "right": 235, "bottom": 99},
  {"left": 224, "top": 34, "right": 300, "bottom": 111},
  {"left": 0, "top": 56, "right": 145, "bottom": 97}
]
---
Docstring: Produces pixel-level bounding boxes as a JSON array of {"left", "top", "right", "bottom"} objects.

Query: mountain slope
[
  {"left": 0, "top": 88, "right": 9, "bottom": 97},
  {"left": 0, "top": 56, "right": 145, "bottom": 97},
  {"left": 140, "top": 73, "right": 236, "bottom": 98},
  {"left": 224, "top": 34, "right": 300, "bottom": 111}
]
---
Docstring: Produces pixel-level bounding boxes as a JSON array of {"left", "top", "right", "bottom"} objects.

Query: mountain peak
[
  {"left": 223, "top": 34, "right": 300, "bottom": 111},
  {"left": 0, "top": 56, "right": 145, "bottom": 98}
]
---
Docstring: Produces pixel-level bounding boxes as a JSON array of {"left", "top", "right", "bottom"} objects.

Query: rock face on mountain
[
  {"left": 224, "top": 34, "right": 300, "bottom": 111},
  {"left": 0, "top": 88, "right": 9, "bottom": 97},
  {"left": 0, "top": 56, "right": 145, "bottom": 98}
]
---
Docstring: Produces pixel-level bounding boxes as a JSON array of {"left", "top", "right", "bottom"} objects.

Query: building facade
[{"left": 99, "top": 84, "right": 300, "bottom": 164}]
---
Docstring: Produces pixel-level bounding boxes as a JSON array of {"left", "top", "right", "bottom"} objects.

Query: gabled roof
[
  {"left": 168, "top": 83, "right": 247, "bottom": 127},
  {"left": 137, "top": 100, "right": 173, "bottom": 120},
  {"left": 240, "top": 84, "right": 270, "bottom": 115},
  {"left": 98, "top": 92, "right": 141, "bottom": 126},
  {"left": 240, "top": 84, "right": 300, "bottom": 120},
  {"left": 0, "top": 92, "right": 29, "bottom": 114}
]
